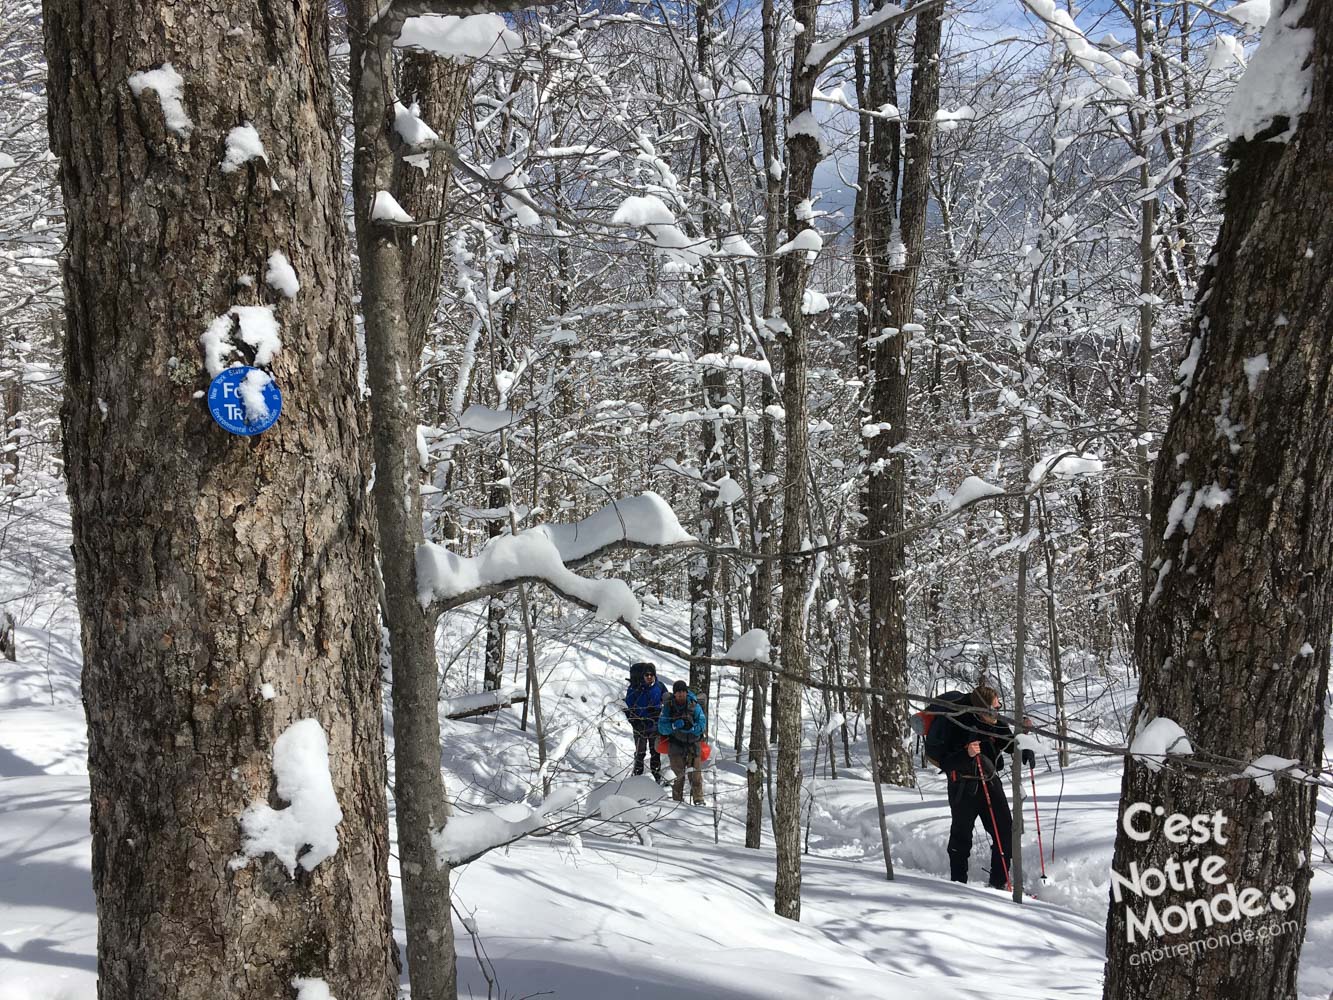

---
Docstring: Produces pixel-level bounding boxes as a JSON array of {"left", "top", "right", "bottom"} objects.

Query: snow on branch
[
  {"left": 537, "top": 492, "right": 693, "bottom": 561},
  {"left": 801, "top": 1, "right": 941, "bottom": 76},
  {"left": 947, "top": 476, "right": 1005, "bottom": 511},
  {"left": 438, "top": 778, "right": 669, "bottom": 867},
  {"left": 724, "top": 628, "right": 771, "bottom": 664},
  {"left": 388, "top": 0, "right": 563, "bottom": 23},
  {"left": 441, "top": 687, "right": 526, "bottom": 718},
  {"left": 416, "top": 492, "right": 695, "bottom": 621},
  {"left": 1021, "top": 0, "right": 1136, "bottom": 99},
  {"left": 1028, "top": 449, "right": 1104, "bottom": 486},
  {"left": 1129, "top": 716, "right": 1194, "bottom": 773},
  {"left": 1239, "top": 755, "right": 1312, "bottom": 795},
  {"left": 394, "top": 12, "right": 521, "bottom": 58}
]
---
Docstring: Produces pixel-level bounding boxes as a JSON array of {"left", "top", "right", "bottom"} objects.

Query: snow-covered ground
[{"left": 2, "top": 498, "right": 1332, "bottom": 999}]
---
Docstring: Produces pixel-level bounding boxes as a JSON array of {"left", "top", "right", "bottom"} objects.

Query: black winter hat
[{"left": 673, "top": 680, "right": 689, "bottom": 693}]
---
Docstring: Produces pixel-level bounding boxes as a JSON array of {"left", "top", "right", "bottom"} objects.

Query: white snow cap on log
[
  {"left": 393, "top": 101, "right": 441, "bottom": 147},
  {"left": 127, "top": 64, "right": 193, "bottom": 136},
  {"left": 441, "top": 688, "right": 526, "bottom": 717},
  {"left": 775, "top": 228, "right": 823, "bottom": 259},
  {"left": 1029, "top": 451, "right": 1104, "bottom": 483},
  {"left": 232, "top": 719, "right": 343, "bottom": 875},
  {"left": 371, "top": 190, "right": 413, "bottom": 223},
  {"left": 1129, "top": 716, "right": 1193, "bottom": 773},
  {"left": 948, "top": 476, "right": 1004, "bottom": 510},
  {"left": 725, "top": 628, "right": 771, "bottom": 664},
  {"left": 396, "top": 13, "right": 521, "bottom": 59},
  {"left": 416, "top": 493, "right": 693, "bottom": 621}
]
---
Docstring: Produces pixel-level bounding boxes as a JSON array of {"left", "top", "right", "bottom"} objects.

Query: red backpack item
[
  {"left": 914, "top": 690, "right": 972, "bottom": 771},
  {"left": 656, "top": 734, "right": 711, "bottom": 762}
]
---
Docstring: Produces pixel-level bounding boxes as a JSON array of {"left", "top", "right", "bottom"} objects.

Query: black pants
[
  {"left": 632, "top": 725, "right": 661, "bottom": 779},
  {"left": 947, "top": 774, "right": 1012, "bottom": 887}
]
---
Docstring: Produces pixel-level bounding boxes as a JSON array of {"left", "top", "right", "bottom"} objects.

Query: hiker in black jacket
[{"left": 931, "top": 685, "right": 1034, "bottom": 888}]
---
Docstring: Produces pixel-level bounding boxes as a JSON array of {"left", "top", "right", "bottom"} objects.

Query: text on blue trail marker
[{"left": 207, "top": 366, "right": 283, "bottom": 436}]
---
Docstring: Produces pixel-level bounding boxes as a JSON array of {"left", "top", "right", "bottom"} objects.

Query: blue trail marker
[{"left": 207, "top": 366, "right": 283, "bottom": 436}]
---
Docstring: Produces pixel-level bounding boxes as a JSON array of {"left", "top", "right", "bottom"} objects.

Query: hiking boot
[{"left": 693, "top": 798, "right": 706, "bottom": 806}]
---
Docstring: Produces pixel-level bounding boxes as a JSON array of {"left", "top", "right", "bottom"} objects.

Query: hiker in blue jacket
[
  {"left": 624, "top": 661, "right": 666, "bottom": 783},
  {"left": 658, "top": 680, "right": 707, "bottom": 805}
]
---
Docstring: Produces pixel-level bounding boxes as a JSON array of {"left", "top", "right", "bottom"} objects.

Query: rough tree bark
[
  {"left": 1104, "top": 4, "right": 1332, "bottom": 996},
  {"left": 347, "top": 3, "right": 458, "bottom": 997},
  {"left": 44, "top": 0, "right": 398, "bottom": 995},
  {"left": 772, "top": 0, "right": 938, "bottom": 923},
  {"left": 864, "top": 0, "right": 942, "bottom": 787},
  {"left": 688, "top": 0, "right": 724, "bottom": 698},
  {"left": 396, "top": 53, "right": 469, "bottom": 363},
  {"left": 771, "top": 0, "right": 823, "bottom": 920},
  {"left": 745, "top": 0, "right": 781, "bottom": 852},
  {"left": 1, "top": 364, "right": 19, "bottom": 487}
]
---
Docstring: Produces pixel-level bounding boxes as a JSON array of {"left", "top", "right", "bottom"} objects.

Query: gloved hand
[
  {"left": 1021, "top": 748, "right": 1036, "bottom": 769},
  {"left": 673, "top": 718, "right": 686, "bottom": 731}
]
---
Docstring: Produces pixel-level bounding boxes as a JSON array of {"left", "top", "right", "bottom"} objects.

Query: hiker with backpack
[
  {"left": 624, "top": 661, "right": 667, "bottom": 783},
  {"left": 922, "top": 685, "right": 1034, "bottom": 889},
  {"left": 657, "top": 680, "right": 708, "bottom": 805}
]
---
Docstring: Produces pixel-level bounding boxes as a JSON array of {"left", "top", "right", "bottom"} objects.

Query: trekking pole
[
  {"left": 1029, "top": 763, "right": 1048, "bottom": 882},
  {"left": 977, "top": 756, "right": 1012, "bottom": 891}
]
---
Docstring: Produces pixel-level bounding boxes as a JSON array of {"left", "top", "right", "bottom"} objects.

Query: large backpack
[
  {"left": 655, "top": 693, "right": 711, "bottom": 763},
  {"left": 914, "top": 690, "right": 972, "bottom": 771}
]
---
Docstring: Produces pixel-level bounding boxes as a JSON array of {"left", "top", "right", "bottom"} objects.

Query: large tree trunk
[
  {"left": 1103, "top": 4, "right": 1332, "bottom": 996},
  {"left": 864, "top": 0, "right": 942, "bottom": 786},
  {"left": 44, "top": 0, "right": 398, "bottom": 995}
]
